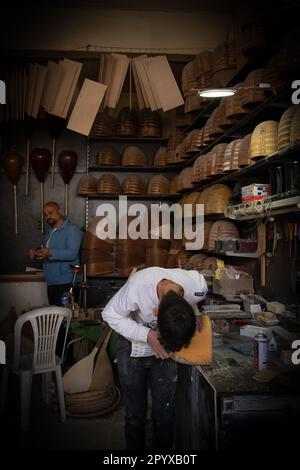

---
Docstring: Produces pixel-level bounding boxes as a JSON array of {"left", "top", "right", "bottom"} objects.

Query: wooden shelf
[
  {"left": 88, "top": 165, "right": 182, "bottom": 173},
  {"left": 88, "top": 137, "right": 167, "bottom": 144},
  {"left": 192, "top": 249, "right": 259, "bottom": 259},
  {"left": 81, "top": 194, "right": 181, "bottom": 201}
]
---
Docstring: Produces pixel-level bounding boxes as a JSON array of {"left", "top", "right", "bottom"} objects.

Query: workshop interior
[{"left": 0, "top": 0, "right": 300, "bottom": 452}]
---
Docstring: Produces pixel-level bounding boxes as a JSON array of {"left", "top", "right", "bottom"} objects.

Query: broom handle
[
  {"left": 50, "top": 138, "right": 56, "bottom": 188},
  {"left": 40, "top": 182, "right": 44, "bottom": 234},
  {"left": 13, "top": 185, "right": 18, "bottom": 235},
  {"left": 25, "top": 138, "right": 30, "bottom": 196}
]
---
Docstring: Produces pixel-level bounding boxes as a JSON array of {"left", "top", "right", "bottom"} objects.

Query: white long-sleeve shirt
[{"left": 102, "top": 267, "right": 207, "bottom": 343}]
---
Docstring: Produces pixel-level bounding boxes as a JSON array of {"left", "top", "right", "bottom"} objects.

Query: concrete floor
[{"left": 1, "top": 372, "right": 127, "bottom": 450}]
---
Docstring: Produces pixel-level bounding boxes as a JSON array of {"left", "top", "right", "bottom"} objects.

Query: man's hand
[
  {"left": 147, "top": 330, "right": 171, "bottom": 360},
  {"left": 28, "top": 248, "right": 36, "bottom": 260},
  {"left": 35, "top": 247, "right": 51, "bottom": 260}
]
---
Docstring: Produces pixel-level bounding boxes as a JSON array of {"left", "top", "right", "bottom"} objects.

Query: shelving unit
[{"left": 88, "top": 165, "right": 182, "bottom": 173}]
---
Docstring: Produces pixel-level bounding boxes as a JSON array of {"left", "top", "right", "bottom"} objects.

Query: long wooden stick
[
  {"left": 50, "top": 138, "right": 56, "bottom": 188},
  {"left": 64, "top": 183, "right": 69, "bottom": 216},
  {"left": 40, "top": 182, "right": 44, "bottom": 234},
  {"left": 13, "top": 185, "right": 18, "bottom": 235},
  {"left": 25, "top": 138, "right": 30, "bottom": 195}
]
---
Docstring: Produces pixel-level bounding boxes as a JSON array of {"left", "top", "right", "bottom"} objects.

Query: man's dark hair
[{"left": 157, "top": 290, "right": 196, "bottom": 352}]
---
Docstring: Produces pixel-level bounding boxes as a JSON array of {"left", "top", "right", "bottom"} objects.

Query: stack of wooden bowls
[
  {"left": 278, "top": 106, "right": 298, "bottom": 150},
  {"left": 250, "top": 121, "right": 279, "bottom": 160},
  {"left": 95, "top": 146, "right": 121, "bottom": 167},
  {"left": 77, "top": 175, "right": 98, "bottom": 195},
  {"left": 177, "top": 167, "right": 194, "bottom": 192},
  {"left": 90, "top": 112, "right": 116, "bottom": 138},
  {"left": 147, "top": 175, "right": 170, "bottom": 195},
  {"left": 212, "top": 40, "right": 237, "bottom": 87},
  {"left": 82, "top": 218, "right": 115, "bottom": 275},
  {"left": 122, "top": 175, "right": 146, "bottom": 195},
  {"left": 169, "top": 175, "right": 180, "bottom": 194},
  {"left": 116, "top": 231, "right": 146, "bottom": 276},
  {"left": 237, "top": 134, "right": 252, "bottom": 167},
  {"left": 140, "top": 109, "right": 162, "bottom": 137},
  {"left": 192, "top": 155, "right": 208, "bottom": 184},
  {"left": 145, "top": 225, "right": 171, "bottom": 268},
  {"left": 208, "top": 220, "right": 240, "bottom": 251},
  {"left": 241, "top": 21, "right": 266, "bottom": 56},
  {"left": 122, "top": 146, "right": 147, "bottom": 167},
  {"left": 154, "top": 147, "right": 167, "bottom": 167},
  {"left": 225, "top": 83, "right": 249, "bottom": 122},
  {"left": 97, "top": 174, "right": 122, "bottom": 195},
  {"left": 166, "top": 129, "right": 185, "bottom": 165},
  {"left": 223, "top": 139, "right": 242, "bottom": 172},
  {"left": 209, "top": 143, "right": 228, "bottom": 176},
  {"left": 240, "top": 69, "right": 268, "bottom": 109},
  {"left": 205, "top": 184, "right": 233, "bottom": 215},
  {"left": 116, "top": 107, "right": 139, "bottom": 136}
]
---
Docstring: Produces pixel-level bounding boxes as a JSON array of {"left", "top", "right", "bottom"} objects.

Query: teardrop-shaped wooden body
[
  {"left": 30, "top": 147, "right": 51, "bottom": 182},
  {"left": 3, "top": 151, "right": 23, "bottom": 185},
  {"left": 58, "top": 150, "right": 78, "bottom": 184}
]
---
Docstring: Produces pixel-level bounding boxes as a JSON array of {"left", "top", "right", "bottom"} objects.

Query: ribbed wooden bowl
[
  {"left": 147, "top": 175, "right": 170, "bottom": 195},
  {"left": 90, "top": 112, "right": 116, "bottom": 138},
  {"left": 223, "top": 139, "right": 242, "bottom": 172},
  {"left": 140, "top": 109, "right": 162, "bottom": 137},
  {"left": 169, "top": 175, "right": 180, "bottom": 194},
  {"left": 208, "top": 220, "right": 240, "bottom": 251},
  {"left": 192, "top": 155, "right": 207, "bottom": 184},
  {"left": 241, "top": 22, "right": 266, "bottom": 55},
  {"left": 154, "top": 147, "right": 167, "bottom": 167},
  {"left": 238, "top": 134, "right": 252, "bottom": 167},
  {"left": 83, "top": 232, "right": 114, "bottom": 252},
  {"left": 97, "top": 174, "right": 122, "bottom": 195},
  {"left": 205, "top": 184, "right": 232, "bottom": 215},
  {"left": 95, "top": 146, "right": 121, "bottom": 167},
  {"left": 77, "top": 175, "right": 98, "bottom": 195},
  {"left": 209, "top": 143, "right": 227, "bottom": 176},
  {"left": 250, "top": 121, "right": 279, "bottom": 160},
  {"left": 174, "top": 143, "right": 185, "bottom": 163},
  {"left": 122, "top": 146, "right": 147, "bottom": 167},
  {"left": 177, "top": 167, "right": 193, "bottom": 192},
  {"left": 196, "top": 188, "right": 211, "bottom": 214},
  {"left": 241, "top": 69, "right": 268, "bottom": 109},
  {"left": 213, "top": 40, "right": 236, "bottom": 72},
  {"left": 218, "top": 100, "right": 236, "bottom": 130},
  {"left": 195, "top": 51, "right": 213, "bottom": 77},
  {"left": 225, "top": 83, "right": 249, "bottom": 121},
  {"left": 87, "top": 261, "right": 115, "bottom": 276},
  {"left": 122, "top": 175, "right": 146, "bottom": 195},
  {"left": 184, "top": 94, "right": 204, "bottom": 113},
  {"left": 65, "top": 385, "right": 120, "bottom": 416},
  {"left": 116, "top": 107, "right": 139, "bottom": 136},
  {"left": 182, "top": 60, "right": 199, "bottom": 97},
  {"left": 206, "top": 106, "right": 224, "bottom": 139},
  {"left": 290, "top": 107, "right": 300, "bottom": 145},
  {"left": 278, "top": 106, "right": 297, "bottom": 150},
  {"left": 166, "top": 129, "right": 185, "bottom": 165}
]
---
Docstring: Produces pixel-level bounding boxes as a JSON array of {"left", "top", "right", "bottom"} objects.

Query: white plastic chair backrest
[{"left": 13, "top": 307, "right": 72, "bottom": 373}]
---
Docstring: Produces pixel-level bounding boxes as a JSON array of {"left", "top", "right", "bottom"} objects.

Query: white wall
[{"left": 1, "top": 8, "right": 231, "bottom": 54}]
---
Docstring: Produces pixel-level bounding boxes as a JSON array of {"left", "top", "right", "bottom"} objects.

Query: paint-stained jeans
[{"left": 117, "top": 335, "right": 177, "bottom": 450}]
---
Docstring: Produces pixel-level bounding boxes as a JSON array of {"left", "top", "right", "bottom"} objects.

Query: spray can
[
  {"left": 61, "top": 292, "right": 69, "bottom": 308},
  {"left": 254, "top": 332, "right": 269, "bottom": 370}
]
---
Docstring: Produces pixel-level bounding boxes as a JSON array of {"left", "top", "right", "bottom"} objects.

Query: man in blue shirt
[{"left": 29, "top": 202, "right": 83, "bottom": 306}]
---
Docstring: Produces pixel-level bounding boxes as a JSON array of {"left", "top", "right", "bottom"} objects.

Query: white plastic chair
[{"left": 0, "top": 306, "right": 71, "bottom": 430}]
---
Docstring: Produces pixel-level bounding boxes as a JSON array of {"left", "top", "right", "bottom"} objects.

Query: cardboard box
[{"left": 213, "top": 267, "right": 254, "bottom": 296}]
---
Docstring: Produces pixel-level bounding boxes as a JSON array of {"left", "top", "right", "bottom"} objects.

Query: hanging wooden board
[
  {"left": 131, "top": 59, "right": 145, "bottom": 110},
  {"left": 132, "top": 55, "right": 150, "bottom": 109},
  {"left": 49, "top": 59, "right": 82, "bottom": 118},
  {"left": 67, "top": 79, "right": 107, "bottom": 136},
  {"left": 98, "top": 53, "right": 105, "bottom": 83},
  {"left": 31, "top": 64, "right": 47, "bottom": 118},
  {"left": 25, "top": 64, "right": 37, "bottom": 116},
  {"left": 41, "top": 61, "right": 65, "bottom": 112},
  {"left": 105, "top": 53, "right": 129, "bottom": 109},
  {"left": 142, "top": 57, "right": 162, "bottom": 111},
  {"left": 146, "top": 55, "right": 184, "bottom": 111},
  {"left": 134, "top": 57, "right": 157, "bottom": 111}
]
